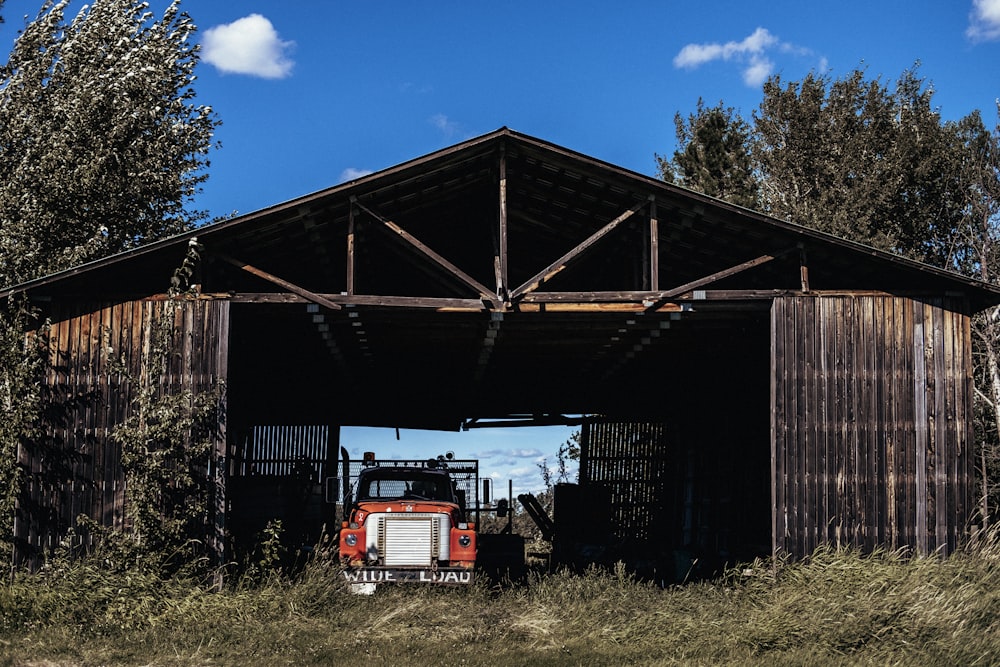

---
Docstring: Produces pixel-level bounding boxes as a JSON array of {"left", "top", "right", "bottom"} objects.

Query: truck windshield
[{"left": 357, "top": 472, "right": 453, "bottom": 502}]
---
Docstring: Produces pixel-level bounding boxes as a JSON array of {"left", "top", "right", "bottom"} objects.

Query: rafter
[
  {"left": 352, "top": 198, "right": 502, "bottom": 308},
  {"left": 213, "top": 252, "right": 342, "bottom": 311},
  {"left": 643, "top": 248, "right": 797, "bottom": 313},
  {"left": 509, "top": 197, "right": 652, "bottom": 302}
]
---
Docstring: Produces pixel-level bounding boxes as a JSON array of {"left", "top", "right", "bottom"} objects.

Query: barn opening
[{"left": 222, "top": 292, "right": 774, "bottom": 579}]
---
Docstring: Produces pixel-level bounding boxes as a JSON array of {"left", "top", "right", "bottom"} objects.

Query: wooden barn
[{"left": 4, "top": 128, "right": 999, "bottom": 572}]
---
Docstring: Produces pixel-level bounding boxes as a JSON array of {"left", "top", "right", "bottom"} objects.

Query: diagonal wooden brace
[
  {"left": 353, "top": 198, "right": 501, "bottom": 309},
  {"left": 509, "top": 197, "right": 651, "bottom": 302},
  {"left": 214, "top": 252, "right": 342, "bottom": 311}
]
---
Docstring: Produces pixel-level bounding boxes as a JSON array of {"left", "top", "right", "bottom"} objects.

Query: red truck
[{"left": 337, "top": 452, "right": 478, "bottom": 586}]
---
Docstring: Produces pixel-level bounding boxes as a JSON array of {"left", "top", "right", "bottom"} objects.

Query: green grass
[{"left": 2, "top": 535, "right": 999, "bottom": 666}]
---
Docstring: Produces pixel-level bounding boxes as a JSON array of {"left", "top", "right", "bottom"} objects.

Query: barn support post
[
  {"left": 324, "top": 423, "right": 341, "bottom": 536},
  {"left": 496, "top": 142, "right": 509, "bottom": 301}
]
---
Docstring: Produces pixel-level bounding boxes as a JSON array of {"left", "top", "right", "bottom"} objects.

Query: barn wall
[
  {"left": 14, "top": 297, "right": 230, "bottom": 568},
  {"left": 771, "top": 294, "right": 974, "bottom": 559}
]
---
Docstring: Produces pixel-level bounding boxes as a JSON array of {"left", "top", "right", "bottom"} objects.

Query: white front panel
[{"left": 365, "top": 512, "right": 452, "bottom": 565}]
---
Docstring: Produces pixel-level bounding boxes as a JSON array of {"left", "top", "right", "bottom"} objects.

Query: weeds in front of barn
[{"left": 1, "top": 531, "right": 999, "bottom": 666}]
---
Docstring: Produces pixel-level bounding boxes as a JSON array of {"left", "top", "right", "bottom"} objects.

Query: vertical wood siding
[
  {"left": 14, "top": 298, "right": 230, "bottom": 568},
  {"left": 771, "top": 295, "right": 974, "bottom": 558}
]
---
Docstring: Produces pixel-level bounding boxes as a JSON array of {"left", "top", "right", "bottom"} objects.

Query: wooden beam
[
  {"left": 496, "top": 144, "right": 509, "bottom": 299},
  {"left": 347, "top": 204, "right": 356, "bottom": 295},
  {"left": 227, "top": 292, "right": 488, "bottom": 311},
  {"left": 516, "top": 302, "right": 682, "bottom": 313},
  {"left": 214, "top": 252, "right": 342, "bottom": 311},
  {"left": 524, "top": 290, "right": 677, "bottom": 303},
  {"left": 649, "top": 198, "right": 659, "bottom": 292},
  {"left": 509, "top": 197, "right": 651, "bottom": 301},
  {"left": 353, "top": 198, "right": 501, "bottom": 308},
  {"left": 643, "top": 248, "right": 795, "bottom": 312},
  {"left": 799, "top": 244, "right": 810, "bottom": 292}
]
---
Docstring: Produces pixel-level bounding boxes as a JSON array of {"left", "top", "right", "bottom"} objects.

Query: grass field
[{"left": 1, "top": 536, "right": 999, "bottom": 666}]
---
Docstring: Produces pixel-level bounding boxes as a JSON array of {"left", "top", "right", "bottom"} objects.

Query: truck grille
[{"left": 368, "top": 513, "right": 450, "bottom": 566}]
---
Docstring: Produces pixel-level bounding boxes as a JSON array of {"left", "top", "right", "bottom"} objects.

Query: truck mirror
[
  {"left": 482, "top": 478, "right": 492, "bottom": 504},
  {"left": 324, "top": 477, "right": 339, "bottom": 504},
  {"left": 496, "top": 498, "right": 509, "bottom": 517}
]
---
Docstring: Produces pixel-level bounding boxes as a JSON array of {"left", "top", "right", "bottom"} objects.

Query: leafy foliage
[
  {"left": 0, "top": 0, "right": 219, "bottom": 288},
  {"left": 110, "top": 381, "right": 223, "bottom": 565},
  {"left": 0, "top": 298, "right": 48, "bottom": 549},
  {"left": 754, "top": 67, "right": 992, "bottom": 266},
  {"left": 106, "top": 295, "right": 224, "bottom": 570},
  {"left": 658, "top": 99, "right": 759, "bottom": 209}
]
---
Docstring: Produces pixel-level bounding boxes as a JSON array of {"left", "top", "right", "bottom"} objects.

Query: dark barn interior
[{"left": 5, "top": 128, "right": 999, "bottom": 573}]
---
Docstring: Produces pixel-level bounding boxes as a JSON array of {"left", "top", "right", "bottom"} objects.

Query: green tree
[
  {"left": 0, "top": 0, "right": 218, "bottom": 288},
  {"left": 950, "top": 106, "right": 1000, "bottom": 526},
  {"left": 750, "top": 66, "right": 981, "bottom": 265},
  {"left": 657, "top": 99, "right": 759, "bottom": 209},
  {"left": 665, "top": 66, "right": 1000, "bottom": 525},
  {"left": 754, "top": 69, "right": 895, "bottom": 250}
]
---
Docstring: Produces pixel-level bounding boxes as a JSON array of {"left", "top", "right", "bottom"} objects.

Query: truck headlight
[
  {"left": 458, "top": 535, "right": 471, "bottom": 548},
  {"left": 344, "top": 533, "right": 358, "bottom": 547}
]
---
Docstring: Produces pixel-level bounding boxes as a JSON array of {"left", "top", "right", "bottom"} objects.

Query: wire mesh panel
[
  {"left": 580, "top": 421, "right": 671, "bottom": 541},
  {"left": 235, "top": 424, "right": 331, "bottom": 479}
]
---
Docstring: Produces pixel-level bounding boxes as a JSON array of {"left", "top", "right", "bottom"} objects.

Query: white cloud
[
  {"left": 674, "top": 27, "right": 802, "bottom": 87},
  {"left": 476, "top": 448, "right": 545, "bottom": 459},
  {"left": 968, "top": 0, "right": 1000, "bottom": 41},
  {"left": 743, "top": 56, "right": 774, "bottom": 86},
  {"left": 674, "top": 27, "right": 777, "bottom": 68},
  {"left": 202, "top": 14, "right": 294, "bottom": 79},
  {"left": 430, "top": 113, "right": 462, "bottom": 138},
  {"left": 339, "top": 167, "right": 373, "bottom": 183}
]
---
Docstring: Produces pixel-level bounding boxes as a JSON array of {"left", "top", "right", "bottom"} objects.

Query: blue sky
[{"left": 2, "top": 0, "right": 1000, "bottom": 494}]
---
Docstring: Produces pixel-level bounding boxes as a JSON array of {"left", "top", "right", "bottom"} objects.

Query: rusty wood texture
[
  {"left": 14, "top": 298, "right": 230, "bottom": 569},
  {"left": 771, "top": 294, "right": 974, "bottom": 559}
]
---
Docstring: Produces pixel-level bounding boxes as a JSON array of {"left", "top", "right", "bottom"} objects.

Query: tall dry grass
[{"left": 1, "top": 532, "right": 999, "bottom": 665}]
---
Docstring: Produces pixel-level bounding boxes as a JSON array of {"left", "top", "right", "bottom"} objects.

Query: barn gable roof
[
  {"left": 6, "top": 127, "right": 1000, "bottom": 429},
  {"left": 5, "top": 127, "right": 1000, "bottom": 307}
]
